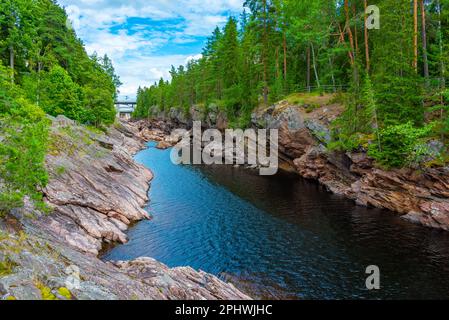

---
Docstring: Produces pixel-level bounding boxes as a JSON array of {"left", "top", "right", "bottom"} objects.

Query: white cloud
[
  {"left": 116, "top": 54, "right": 187, "bottom": 98},
  {"left": 185, "top": 54, "right": 203, "bottom": 64},
  {"left": 58, "top": 0, "right": 244, "bottom": 100}
]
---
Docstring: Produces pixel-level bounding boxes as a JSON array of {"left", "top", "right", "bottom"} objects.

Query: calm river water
[{"left": 103, "top": 142, "right": 449, "bottom": 299}]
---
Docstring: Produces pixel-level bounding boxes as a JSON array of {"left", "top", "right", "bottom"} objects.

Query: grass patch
[
  {"left": 85, "top": 122, "right": 105, "bottom": 135},
  {"left": 0, "top": 231, "right": 28, "bottom": 255},
  {"left": 55, "top": 166, "right": 66, "bottom": 176},
  {"left": 285, "top": 92, "right": 320, "bottom": 105},
  {"left": 48, "top": 132, "right": 76, "bottom": 156},
  {"left": 48, "top": 126, "right": 94, "bottom": 157},
  {"left": 35, "top": 280, "right": 58, "bottom": 300},
  {"left": 57, "top": 287, "right": 72, "bottom": 300},
  {"left": 284, "top": 92, "right": 336, "bottom": 107},
  {"left": 0, "top": 257, "right": 17, "bottom": 276}
]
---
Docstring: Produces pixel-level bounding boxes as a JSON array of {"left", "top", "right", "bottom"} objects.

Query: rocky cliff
[
  {"left": 0, "top": 116, "right": 250, "bottom": 300},
  {"left": 255, "top": 101, "right": 449, "bottom": 232},
  {"left": 141, "top": 94, "right": 449, "bottom": 232}
]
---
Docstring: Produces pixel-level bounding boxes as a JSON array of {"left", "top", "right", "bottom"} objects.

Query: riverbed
[{"left": 103, "top": 142, "right": 449, "bottom": 299}]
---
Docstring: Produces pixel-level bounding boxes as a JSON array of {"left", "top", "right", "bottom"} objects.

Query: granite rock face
[
  {"left": 251, "top": 99, "right": 449, "bottom": 232},
  {"left": 351, "top": 164, "right": 449, "bottom": 231},
  {"left": 115, "top": 258, "right": 250, "bottom": 300},
  {"left": 0, "top": 116, "right": 250, "bottom": 300},
  {"left": 0, "top": 218, "right": 250, "bottom": 300},
  {"left": 43, "top": 117, "right": 152, "bottom": 255}
]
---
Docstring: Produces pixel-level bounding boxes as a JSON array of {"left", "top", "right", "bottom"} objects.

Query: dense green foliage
[
  {"left": 368, "top": 122, "right": 434, "bottom": 168},
  {"left": 0, "top": 0, "right": 121, "bottom": 215},
  {"left": 0, "top": 0, "right": 120, "bottom": 126},
  {"left": 0, "top": 64, "right": 49, "bottom": 214},
  {"left": 135, "top": 0, "right": 449, "bottom": 168}
]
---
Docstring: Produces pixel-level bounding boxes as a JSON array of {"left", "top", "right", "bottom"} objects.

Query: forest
[
  {"left": 0, "top": 0, "right": 120, "bottom": 214},
  {"left": 1, "top": 0, "right": 449, "bottom": 216},
  {"left": 134, "top": 0, "right": 449, "bottom": 169}
]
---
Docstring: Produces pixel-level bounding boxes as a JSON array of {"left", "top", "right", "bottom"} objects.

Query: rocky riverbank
[
  {"left": 0, "top": 116, "right": 250, "bottom": 300},
  {"left": 138, "top": 94, "right": 449, "bottom": 232}
]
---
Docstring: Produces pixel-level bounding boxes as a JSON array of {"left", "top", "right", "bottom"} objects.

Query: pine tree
[
  {"left": 221, "top": 17, "right": 243, "bottom": 113},
  {"left": 371, "top": 0, "right": 424, "bottom": 126}
]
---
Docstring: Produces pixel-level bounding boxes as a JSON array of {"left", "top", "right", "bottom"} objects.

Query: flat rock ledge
[{"left": 0, "top": 116, "right": 250, "bottom": 300}]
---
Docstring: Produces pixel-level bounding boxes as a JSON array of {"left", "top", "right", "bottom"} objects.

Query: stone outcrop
[
  {"left": 116, "top": 258, "right": 249, "bottom": 300},
  {"left": 0, "top": 115, "right": 250, "bottom": 300},
  {"left": 351, "top": 164, "right": 449, "bottom": 230},
  {"left": 134, "top": 119, "right": 182, "bottom": 150},
  {"left": 0, "top": 218, "right": 249, "bottom": 300},
  {"left": 145, "top": 104, "right": 228, "bottom": 130},
  {"left": 42, "top": 116, "right": 152, "bottom": 255},
  {"left": 251, "top": 97, "right": 449, "bottom": 232}
]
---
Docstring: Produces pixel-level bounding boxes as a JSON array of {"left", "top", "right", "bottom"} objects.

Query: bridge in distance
[{"left": 115, "top": 101, "right": 136, "bottom": 120}]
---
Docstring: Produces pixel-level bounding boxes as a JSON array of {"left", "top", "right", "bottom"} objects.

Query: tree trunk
[
  {"left": 283, "top": 31, "right": 287, "bottom": 80},
  {"left": 353, "top": 2, "right": 359, "bottom": 54},
  {"left": 437, "top": 0, "right": 446, "bottom": 88},
  {"left": 413, "top": 0, "right": 418, "bottom": 71},
  {"left": 345, "top": 0, "right": 355, "bottom": 64},
  {"left": 37, "top": 60, "right": 42, "bottom": 106},
  {"left": 364, "top": 0, "right": 370, "bottom": 72},
  {"left": 306, "top": 46, "right": 311, "bottom": 92},
  {"left": 329, "top": 56, "right": 336, "bottom": 92},
  {"left": 421, "top": 0, "right": 429, "bottom": 83},
  {"left": 373, "top": 106, "right": 381, "bottom": 152},
  {"left": 437, "top": 0, "right": 445, "bottom": 140},
  {"left": 437, "top": 0, "right": 445, "bottom": 84},
  {"left": 275, "top": 46, "right": 280, "bottom": 79},
  {"left": 262, "top": 0, "right": 269, "bottom": 105},
  {"left": 338, "top": 23, "right": 354, "bottom": 65},
  {"left": 311, "top": 43, "right": 321, "bottom": 89},
  {"left": 9, "top": 46, "right": 14, "bottom": 84}
]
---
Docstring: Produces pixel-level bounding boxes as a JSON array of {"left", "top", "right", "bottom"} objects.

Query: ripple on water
[{"left": 103, "top": 142, "right": 449, "bottom": 300}]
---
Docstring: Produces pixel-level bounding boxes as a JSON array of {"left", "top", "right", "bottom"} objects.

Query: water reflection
[{"left": 104, "top": 143, "right": 449, "bottom": 300}]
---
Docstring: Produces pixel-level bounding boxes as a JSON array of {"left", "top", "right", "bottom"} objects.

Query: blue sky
[{"left": 58, "top": 0, "right": 244, "bottom": 100}]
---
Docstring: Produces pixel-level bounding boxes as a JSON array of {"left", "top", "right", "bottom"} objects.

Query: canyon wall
[{"left": 141, "top": 97, "right": 449, "bottom": 232}]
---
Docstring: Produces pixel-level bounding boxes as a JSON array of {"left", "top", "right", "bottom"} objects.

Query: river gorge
[
  {"left": 2, "top": 114, "right": 449, "bottom": 300},
  {"left": 104, "top": 141, "right": 449, "bottom": 300}
]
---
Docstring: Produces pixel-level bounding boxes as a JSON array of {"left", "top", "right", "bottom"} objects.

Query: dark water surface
[{"left": 104, "top": 142, "right": 449, "bottom": 299}]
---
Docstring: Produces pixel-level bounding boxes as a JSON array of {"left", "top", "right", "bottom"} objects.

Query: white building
[{"left": 115, "top": 102, "right": 136, "bottom": 120}]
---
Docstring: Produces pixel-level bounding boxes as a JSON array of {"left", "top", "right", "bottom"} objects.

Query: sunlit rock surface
[{"left": 0, "top": 116, "right": 250, "bottom": 300}]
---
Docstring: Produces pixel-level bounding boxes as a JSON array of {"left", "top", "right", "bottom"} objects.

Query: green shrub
[
  {"left": 39, "top": 66, "right": 85, "bottom": 121},
  {"left": 328, "top": 132, "right": 371, "bottom": 152},
  {"left": 0, "top": 64, "right": 49, "bottom": 216},
  {"left": 368, "top": 122, "right": 433, "bottom": 168}
]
